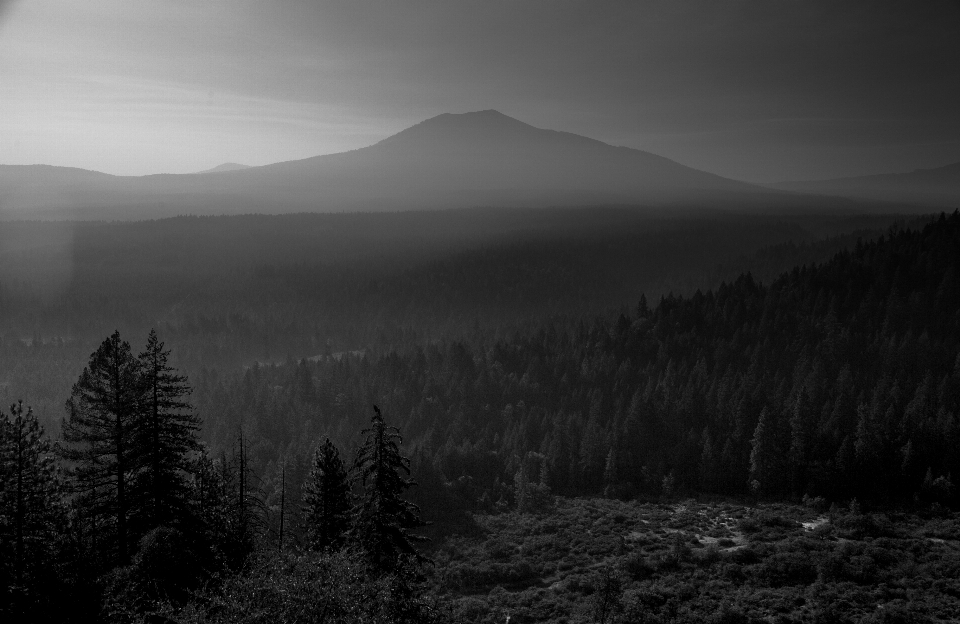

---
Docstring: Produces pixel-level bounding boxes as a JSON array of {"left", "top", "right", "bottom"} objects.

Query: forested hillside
[
  {"left": 0, "top": 209, "right": 900, "bottom": 434},
  {"left": 196, "top": 212, "right": 960, "bottom": 518}
]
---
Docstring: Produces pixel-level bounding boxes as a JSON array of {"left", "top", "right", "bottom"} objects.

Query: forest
[
  {"left": 193, "top": 212, "right": 960, "bottom": 512},
  {"left": 0, "top": 208, "right": 909, "bottom": 434},
  {"left": 1, "top": 208, "right": 959, "bottom": 623}
]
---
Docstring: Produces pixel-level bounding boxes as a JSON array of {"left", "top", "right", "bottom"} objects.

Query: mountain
[
  {"left": 1, "top": 110, "right": 820, "bottom": 220},
  {"left": 0, "top": 165, "right": 121, "bottom": 218},
  {"left": 768, "top": 161, "right": 960, "bottom": 208},
  {"left": 194, "top": 162, "right": 252, "bottom": 174}
]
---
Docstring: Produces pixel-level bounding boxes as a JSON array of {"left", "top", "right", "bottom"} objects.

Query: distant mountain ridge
[
  {"left": 194, "top": 162, "right": 252, "bottom": 174},
  {"left": 0, "top": 110, "right": 841, "bottom": 220},
  {"left": 768, "top": 161, "right": 960, "bottom": 207}
]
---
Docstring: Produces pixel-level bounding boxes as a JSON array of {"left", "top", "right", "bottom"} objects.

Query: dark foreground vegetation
[
  {"left": 1, "top": 331, "right": 440, "bottom": 622},
  {"left": 1, "top": 208, "right": 959, "bottom": 622},
  {"left": 433, "top": 497, "right": 960, "bottom": 623}
]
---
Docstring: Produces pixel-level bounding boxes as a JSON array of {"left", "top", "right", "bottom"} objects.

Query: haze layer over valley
[
  {"left": 0, "top": 110, "right": 851, "bottom": 220},
  {"left": 769, "top": 161, "right": 960, "bottom": 208}
]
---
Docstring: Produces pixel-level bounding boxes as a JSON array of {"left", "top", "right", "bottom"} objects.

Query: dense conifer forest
[
  {"left": 194, "top": 212, "right": 960, "bottom": 514},
  {"left": 2, "top": 209, "right": 959, "bottom": 622},
  {"left": 0, "top": 209, "right": 908, "bottom": 434}
]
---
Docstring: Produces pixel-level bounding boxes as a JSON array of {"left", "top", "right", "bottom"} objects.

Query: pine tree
[
  {"left": 189, "top": 448, "right": 235, "bottom": 571},
  {"left": 514, "top": 451, "right": 552, "bottom": 512},
  {"left": 134, "top": 329, "right": 200, "bottom": 534},
  {"left": 0, "top": 401, "right": 63, "bottom": 616},
  {"left": 351, "top": 405, "right": 426, "bottom": 574},
  {"left": 189, "top": 434, "right": 264, "bottom": 571},
  {"left": 302, "top": 437, "right": 351, "bottom": 551},
  {"left": 749, "top": 407, "right": 782, "bottom": 496},
  {"left": 699, "top": 430, "right": 719, "bottom": 492},
  {"left": 60, "top": 331, "right": 142, "bottom": 565},
  {"left": 788, "top": 387, "right": 814, "bottom": 495},
  {"left": 513, "top": 456, "right": 530, "bottom": 512},
  {"left": 602, "top": 449, "right": 618, "bottom": 498},
  {"left": 228, "top": 429, "right": 263, "bottom": 568}
]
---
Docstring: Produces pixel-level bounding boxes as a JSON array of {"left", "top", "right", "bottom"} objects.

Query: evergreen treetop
[
  {"left": 60, "top": 331, "right": 142, "bottom": 564},
  {"left": 302, "top": 436, "right": 352, "bottom": 551},
  {"left": 352, "top": 405, "right": 426, "bottom": 574},
  {"left": 59, "top": 329, "right": 200, "bottom": 567},
  {"left": 135, "top": 329, "right": 200, "bottom": 532}
]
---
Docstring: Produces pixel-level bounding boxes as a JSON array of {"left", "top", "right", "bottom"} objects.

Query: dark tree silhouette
[
  {"left": 302, "top": 437, "right": 351, "bottom": 551},
  {"left": 187, "top": 434, "right": 264, "bottom": 571},
  {"left": 60, "top": 331, "right": 142, "bottom": 565},
  {"left": 229, "top": 429, "right": 264, "bottom": 568},
  {"left": 189, "top": 448, "right": 234, "bottom": 570},
  {"left": 351, "top": 406, "right": 426, "bottom": 574},
  {"left": 134, "top": 329, "right": 200, "bottom": 534},
  {"left": 0, "top": 401, "right": 63, "bottom": 617},
  {"left": 749, "top": 407, "right": 780, "bottom": 495}
]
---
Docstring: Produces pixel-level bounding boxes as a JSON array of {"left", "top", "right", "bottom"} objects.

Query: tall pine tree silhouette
[
  {"left": 134, "top": 329, "right": 200, "bottom": 534},
  {"left": 61, "top": 331, "right": 142, "bottom": 565},
  {"left": 302, "top": 437, "right": 351, "bottom": 551},
  {"left": 351, "top": 406, "right": 425, "bottom": 574}
]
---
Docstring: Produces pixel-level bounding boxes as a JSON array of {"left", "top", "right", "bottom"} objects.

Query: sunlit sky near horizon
[{"left": 1, "top": 0, "right": 958, "bottom": 182}]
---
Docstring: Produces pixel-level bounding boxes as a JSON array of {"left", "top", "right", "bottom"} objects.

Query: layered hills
[
  {"left": 770, "top": 161, "right": 960, "bottom": 207},
  {"left": 1, "top": 110, "right": 804, "bottom": 220}
]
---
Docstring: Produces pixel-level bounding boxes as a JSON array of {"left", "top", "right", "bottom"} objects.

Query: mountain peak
[
  {"left": 374, "top": 109, "right": 543, "bottom": 149},
  {"left": 430, "top": 109, "right": 515, "bottom": 122},
  {"left": 425, "top": 109, "right": 531, "bottom": 127},
  {"left": 195, "top": 162, "right": 251, "bottom": 174}
]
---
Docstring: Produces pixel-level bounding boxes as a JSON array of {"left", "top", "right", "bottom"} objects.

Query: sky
[{"left": 1, "top": 0, "right": 958, "bottom": 182}]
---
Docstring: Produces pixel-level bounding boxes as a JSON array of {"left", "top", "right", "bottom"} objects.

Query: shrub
[
  {"left": 803, "top": 495, "right": 829, "bottom": 513},
  {"left": 139, "top": 549, "right": 447, "bottom": 624},
  {"left": 811, "top": 603, "right": 854, "bottom": 624},
  {"left": 623, "top": 552, "right": 655, "bottom": 580},
  {"left": 817, "top": 542, "right": 892, "bottom": 585},
  {"left": 102, "top": 527, "right": 202, "bottom": 619},
  {"left": 695, "top": 544, "right": 722, "bottom": 567},
  {"left": 834, "top": 513, "right": 896, "bottom": 540},
  {"left": 720, "top": 562, "right": 746, "bottom": 582},
  {"left": 710, "top": 605, "right": 752, "bottom": 624},
  {"left": 811, "top": 523, "right": 835, "bottom": 540},
  {"left": 754, "top": 550, "right": 818, "bottom": 586},
  {"left": 861, "top": 601, "right": 930, "bottom": 624},
  {"left": 484, "top": 538, "right": 514, "bottom": 561},
  {"left": 724, "top": 545, "right": 759, "bottom": 565}
]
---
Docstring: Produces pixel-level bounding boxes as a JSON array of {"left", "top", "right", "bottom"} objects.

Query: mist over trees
[
  {"left": 0, "top": 209, "right": 907, "bottom": 437},
  {"left": 188, "top": 212, "right": 960, "bottom": 516}
]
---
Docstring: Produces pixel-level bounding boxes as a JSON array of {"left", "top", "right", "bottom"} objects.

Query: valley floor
[{"left": 428, "top": 498, "right": 960, "bottom": 623}]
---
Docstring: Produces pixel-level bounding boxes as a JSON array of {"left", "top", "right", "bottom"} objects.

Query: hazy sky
[{"left": 1, "top": 0, "right": 958, "bottom": 182}]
